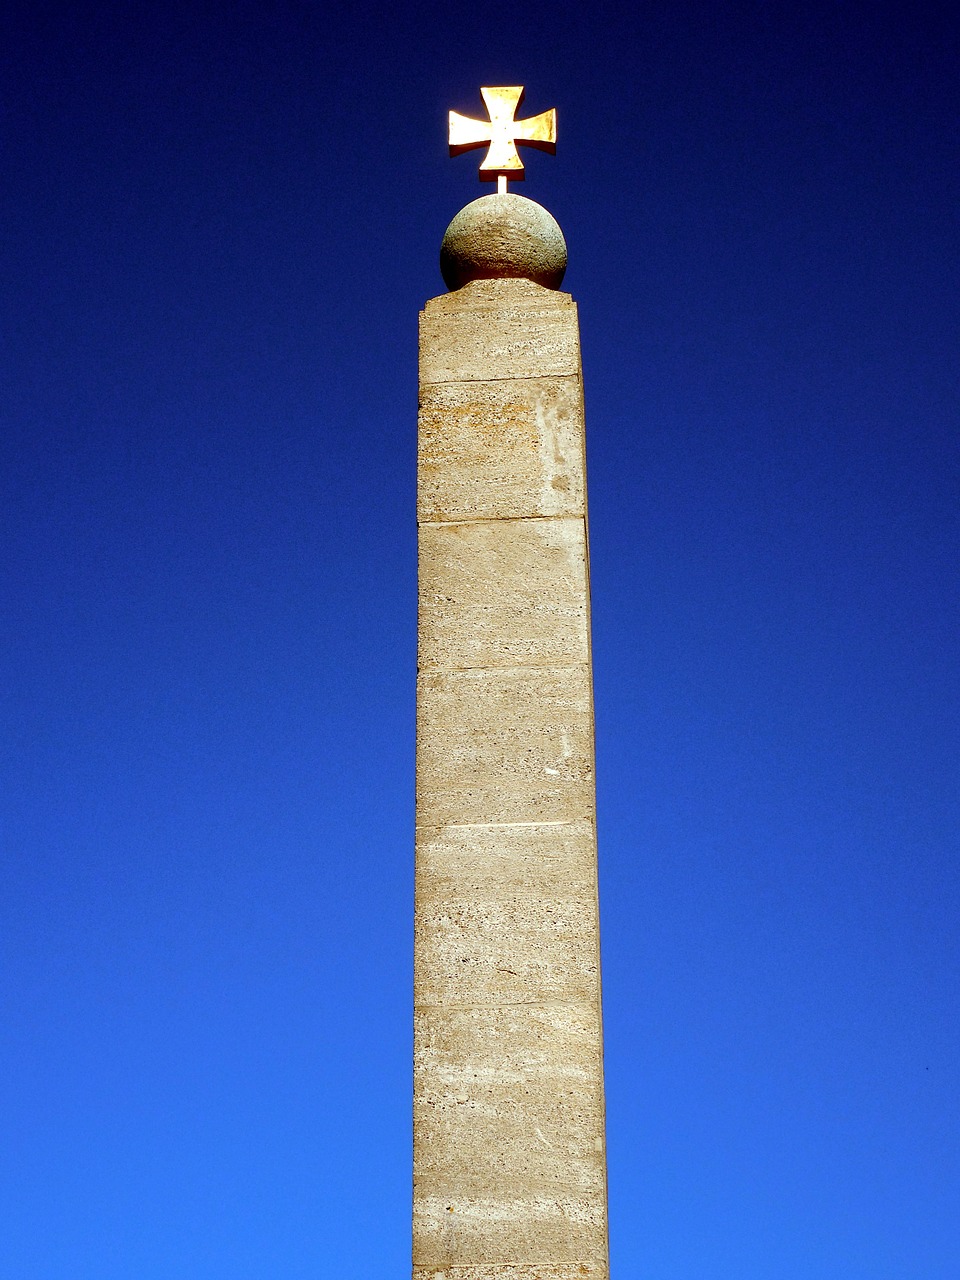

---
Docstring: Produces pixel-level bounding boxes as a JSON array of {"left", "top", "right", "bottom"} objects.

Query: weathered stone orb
[{"left": 440, "top": 193, "right": 567, "bottom": 291}]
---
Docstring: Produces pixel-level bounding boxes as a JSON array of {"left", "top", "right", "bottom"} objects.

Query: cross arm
[{"left": 448, "top": 110, "right": 492, "bottom": 154}]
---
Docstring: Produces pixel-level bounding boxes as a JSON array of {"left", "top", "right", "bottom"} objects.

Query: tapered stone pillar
[{"left": 413, "top": 193, "right": 609, "bottom": 1280}]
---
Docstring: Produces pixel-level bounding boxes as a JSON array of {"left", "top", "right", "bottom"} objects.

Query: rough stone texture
[
  {"left": 413, "top": 1191, "right": 607, "bottom": 1271},
  {"left": 418, "top": 518, "right": 589, "bottom": 671},
  {"left": 414, "top": 1269, "right": 606, "bottom": 1280},
  {"left": 414, "top": 822, "right": 600, "bottom": 1008},
  {"left": 440, "top": 194, "right": 567, "bottom": 291},
  {"left": 417, "top": 378, "right": 585, "bottom": 523},
  {"left": 416, "top": 666, "right": 594, "bottom": 828},
  {"left": 413, "top": 1002, "right": 605, "bottom": 1185},
  {"left": 420, "top": 279, "right": 580, "bottom": 385},
  {"left": 414, "top": 1268, "right": 607, "bottom": 1280},
  {"left": 415, "top": 273, "right": 608, "bottom": 1277}
]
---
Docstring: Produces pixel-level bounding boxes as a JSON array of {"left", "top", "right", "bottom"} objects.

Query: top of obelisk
[
  {"left": 441, "top": 86, "right": 567, "bottom": 292},
  {"left": 449, "top": 86, "right": 557, "bottom": 194}
]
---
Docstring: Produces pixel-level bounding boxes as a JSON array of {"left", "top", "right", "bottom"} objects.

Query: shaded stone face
[{"left": 414, "top": 276, "right": 608, "bottom": 1278}]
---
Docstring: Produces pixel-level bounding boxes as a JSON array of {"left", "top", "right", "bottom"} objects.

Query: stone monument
[{"left": 414, "top": 87, "right": 609, "bottom": 1280}]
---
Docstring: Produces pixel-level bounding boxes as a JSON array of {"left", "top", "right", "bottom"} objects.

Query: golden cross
[{"left": 449, "top": 86, "right": 557, "bottom": 193}]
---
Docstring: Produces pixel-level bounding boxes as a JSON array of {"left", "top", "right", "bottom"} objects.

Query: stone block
[
  {"left": 414, "top": 821, "right": 600, "bottom": 1008},
  {"left": 418, "top": 518, "right": 589, "bottom": 671},
  {"left": 416, "top": 666, "right": 595, "bottom": 828},
  {"left": 417, "top": 376, "right": 585, "bottom": 523},
  {"left": 413, "top": 1001, "right": 606, "bottom": 1188},
  {"left": 413, "top": 1192, "right": 608, "bottom": 1271},
  {"left": 413, "top": 1004, "right": 607, "bottom": 1266},
  {"left": 420, "top": 279, "right": 581, "bottom": 385}
]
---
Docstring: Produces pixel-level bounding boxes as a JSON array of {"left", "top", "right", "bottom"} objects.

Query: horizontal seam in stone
[
  {"left": 417, "top": 667, "right": 590, "bottom": 679},
  {"left": 412, "top": 1264, "right": 607, "bottom": 1272},
  {"left": 418, "top": 519, "right": 586, "bottom": 527},
  {"left": 418, "top": 660, "right": 590, "bottom": 674},
  {"left": 416, "top": 820, "right": 583, "bottom": 830},
  {"left": 413, "top": 999, "right": 599, "bottom": 1010},
  {"left": 418, "top": 514, "right": 583, "bottom": 528},
  {"left": 420, "top": 372, "right": 581, "bottom": 387},
  {"left": 411, "top": 1269, "right": 606, "bottom": 1276},
  {"left": 411, "top": 1267, "right": 605, "bottom": 1273}
]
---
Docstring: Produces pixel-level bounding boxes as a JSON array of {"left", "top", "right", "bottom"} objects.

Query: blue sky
[{"left": 2, "top": 2, "right": 958, "bottom": 1276}]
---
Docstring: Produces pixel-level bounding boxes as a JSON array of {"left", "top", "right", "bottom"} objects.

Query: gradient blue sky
[{"left": 2, "top": 2, "right": 958, "bottom": 1277}]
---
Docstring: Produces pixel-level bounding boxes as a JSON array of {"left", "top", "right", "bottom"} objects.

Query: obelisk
[{"left": 414, "top": 88, "right": 609, "bottom": 1280}]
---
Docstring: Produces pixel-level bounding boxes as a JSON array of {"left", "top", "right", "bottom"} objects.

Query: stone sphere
[{"left": 440, "top": 193, "right": 567, "bottom": 291}]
